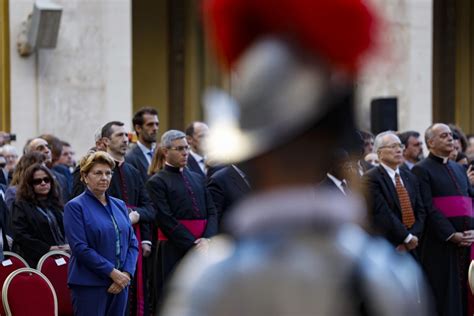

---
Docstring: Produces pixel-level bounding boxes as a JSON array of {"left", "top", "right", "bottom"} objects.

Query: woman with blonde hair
[{"left": 64, "top": 151, "right": 138, "bottom": 316}]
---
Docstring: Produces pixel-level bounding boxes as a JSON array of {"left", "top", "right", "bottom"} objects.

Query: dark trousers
[{"left": 70, "top": 284, "right": 129, "bottom": 316}]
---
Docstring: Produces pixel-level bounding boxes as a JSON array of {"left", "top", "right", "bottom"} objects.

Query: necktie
[
  {"left": 181, "top": 171, "right": 202, "bottom": 217},
  {"left": 394, "top": 173, "right": 416, "bottom": 228}
]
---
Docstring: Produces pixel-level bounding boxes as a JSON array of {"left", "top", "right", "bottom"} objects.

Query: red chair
[
  {"left": 0, "top": 252, "right": 29, "bottom": 315},
  {"left": 37, "top": 250, "right": 73, "bottom": 316},
  {"left": 2, "top": 268, "right": 58, "bottom": 316}
]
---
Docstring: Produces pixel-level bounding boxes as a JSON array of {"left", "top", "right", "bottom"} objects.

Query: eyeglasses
[
  {"left": 90, "top": 171, "right": 113, "bottom": 178},
  {"left": 379, "top": 143, "right": 405, "bottom": 150},
  {"left": 32, "top": 177, "right": 51, "bottom": 186},
  {"left": 168, "top": 145, "right": 190, "bottom": 152}
]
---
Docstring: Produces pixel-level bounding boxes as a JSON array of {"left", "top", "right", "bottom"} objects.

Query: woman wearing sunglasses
[{"left": 12, "top": 163, "right": 68, "bottom": 267}]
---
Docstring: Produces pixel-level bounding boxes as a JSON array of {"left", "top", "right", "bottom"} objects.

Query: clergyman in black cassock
[
  {"left": 412, "top": 123, "right": 474, "bottom": 316},
  {"left": 145, "top": 130, "right": 218, "bottom": 308}
]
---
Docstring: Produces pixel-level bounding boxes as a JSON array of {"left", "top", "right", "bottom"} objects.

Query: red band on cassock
[
  {"left": 432, "top": 196, "right": 473, "bottom": 218},
  {"left": 158, "top": 219, "right": 208, "bottom": 241}
]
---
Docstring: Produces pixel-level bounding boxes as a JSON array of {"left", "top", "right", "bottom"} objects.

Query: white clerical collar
[
  {"left": 165, "top": 162, "right": 184, "bottom": 172},
  {"left": 431, "top": 152, "right": 449, "bottom": 164}
]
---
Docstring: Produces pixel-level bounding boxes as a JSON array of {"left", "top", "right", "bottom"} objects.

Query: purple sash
[{"left": 432, "top": 196, "right": 473, "bottom": 218}]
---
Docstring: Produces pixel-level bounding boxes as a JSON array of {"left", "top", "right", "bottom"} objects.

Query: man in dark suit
[
  {"left": 207, "top": 164, "right": 251, "bottom": 227},
  {"left": 398, "top": 130, "right": 424, "bottom": 171},
  {"left": 185, "top": 121, "right": 222, "bottom": 178},
  {"left": 363, "top": 131, "right": 426, "bottom": 252},
  {"left": 125, "top": 107, "right": 160, "bottom": 181},
  {"left": 319, "top": 149, "right": 352, "bottom": 196}
]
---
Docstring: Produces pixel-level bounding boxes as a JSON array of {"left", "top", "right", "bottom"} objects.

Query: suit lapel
[
  {"left": 188, "top": 155, "right": 205, "bottom": 176},
  {"left": 378, "top": 166, "right": 401, "bottom": 211},
  {"left": 135, "top": 146, "right": 149, "bottom": 172},
  {"left": 229, "top": 166, "right": 251, "bottom": 193}
]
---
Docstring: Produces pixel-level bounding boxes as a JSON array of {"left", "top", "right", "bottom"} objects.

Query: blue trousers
[{"left": 70, "top": 285, "right": 129, "bottom": 316}]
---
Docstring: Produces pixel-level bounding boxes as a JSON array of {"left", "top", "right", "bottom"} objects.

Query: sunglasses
[{"left": 32, "top": 177, "right": 51, "bottom": 186}]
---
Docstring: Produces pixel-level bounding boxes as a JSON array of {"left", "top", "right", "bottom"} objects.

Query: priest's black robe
[
  {"left": 145, "top": 164, "right": 218, "bottom": 304},
  {"left": 412, "top": 153, "right": 474, "bottom": 316}
]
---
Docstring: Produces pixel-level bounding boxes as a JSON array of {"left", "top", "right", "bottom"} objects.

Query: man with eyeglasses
[
  {"left": 146, "top": 129, "right": 217, "bottom": 309},
  {"left": 412, "top": 123, "right": 474, "bottom": 316},
  {"left": 398, "top": 130, "right": 424, "bottom": 171},
  {"left": 363, "top": 131, "right": 426, "bottom": 255}
]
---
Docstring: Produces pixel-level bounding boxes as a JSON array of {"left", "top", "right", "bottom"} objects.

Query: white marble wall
[
  {"left": 357, "top": 0, "right": 433, "bottom": 137},
  {"left": 9, "top": 0, "right": 132, "bottom": 157}
]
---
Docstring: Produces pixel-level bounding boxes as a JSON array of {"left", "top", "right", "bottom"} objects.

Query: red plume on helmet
[{"left": 203, "top": 0, "right": 378, "bottom": 75}]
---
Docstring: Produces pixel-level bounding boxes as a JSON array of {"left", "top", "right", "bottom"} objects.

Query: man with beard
[
  {"left": 159, "top": 0, "right": 431, "bottom": 315},
  {"left": 399, "top": 131, "right": 424, "bottom": 170},
  {"left": 412, "top": 123, "right": 474, "bottom": 316},
  {"left": 125, "top": 108, "right": 160, "bottom": 314},
  {"left": 126, "top": 107, "right": 160, "bottom": 181}
]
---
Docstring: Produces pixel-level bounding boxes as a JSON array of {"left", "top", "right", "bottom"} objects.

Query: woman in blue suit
[{"left": 64, "top": 151, "right": 138, "bottom": 316}]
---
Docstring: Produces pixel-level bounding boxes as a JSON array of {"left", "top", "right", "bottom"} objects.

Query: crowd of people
[
  {"left": 2, "top": 110, "right": 474, "bottom": 315},
  {"left": 0, "top": 0, "right": 472, "bottom": 315}
]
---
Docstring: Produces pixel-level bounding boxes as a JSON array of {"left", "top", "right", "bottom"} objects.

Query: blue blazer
[{"left": 64, "top": 189, "right": 138, "bottom": 286}]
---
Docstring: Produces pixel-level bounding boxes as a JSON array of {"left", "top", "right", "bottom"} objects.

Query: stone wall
[
  {"left": 357, "top": 0, "right": 433, "bottom": 137},
  {"left": 9, "top": 0, "right": 132, "bottom": 157}
]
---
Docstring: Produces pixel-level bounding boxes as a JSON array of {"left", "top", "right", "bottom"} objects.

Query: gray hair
[
  {"left": 94, "top": 125, "right": 104, "bottom": 142},
  {"left": 161, "top": 130, "right": 186, "bottom": 148},
  {"left": 374, "top": 131, "right": 399, "bottom": 153},
  {"left": 425, "top": 123, "right": 445, "bottom": 149}
]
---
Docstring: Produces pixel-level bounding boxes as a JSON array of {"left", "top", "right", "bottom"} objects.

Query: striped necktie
[{"left": 394, "top": 173, "right": 415, "bottom": 228}]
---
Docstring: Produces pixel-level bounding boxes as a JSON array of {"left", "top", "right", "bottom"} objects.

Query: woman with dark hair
[
  {"left": 4, "top": 151, "right": 46, "bottom": 211},
  {"left": 12, "top": 163, "right": 68, "bottom": 267}
]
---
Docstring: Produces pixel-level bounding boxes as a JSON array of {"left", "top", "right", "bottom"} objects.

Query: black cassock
[
  {"left": 145, "top": 164, "right": 218, "bottom": 302},
  {"left": 412, "top": 153, "right": 474, "bottom": 316}
]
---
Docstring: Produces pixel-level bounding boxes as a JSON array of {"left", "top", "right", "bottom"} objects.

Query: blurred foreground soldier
[
  {"left": 412, "top": 123, "right": 474, "bottom": 316},
  {"left": 161, "top": 0, "right": 431, "bottom": 316}
]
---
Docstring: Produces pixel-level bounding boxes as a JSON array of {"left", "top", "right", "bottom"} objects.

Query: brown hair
[
  {"left": 79, "top": 151, "right": 115, "bottom": 182},
  {"left": 148, "top": 145, "right": 166, "bottom": 176},
  {"left": 10, "top": 152, "right": 46, "bottom": 186},
  {"left": 16, "top": 163, "right": 62, "bottom": 208}
]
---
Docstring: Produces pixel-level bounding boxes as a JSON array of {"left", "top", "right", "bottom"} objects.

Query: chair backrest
[
  {"left": 0, "top": 252, "right": 29, "bottom": 315},
  {"left": 37, "top": 250, "right": 73, "bottom": 316},
  {"left": 2, "top": 268, "right": 58, "bottom": 316}
]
